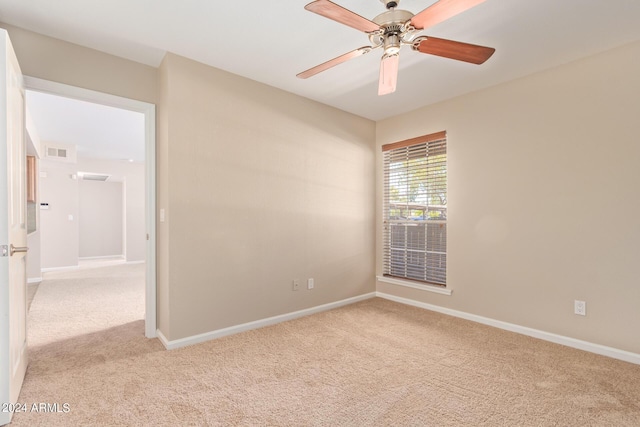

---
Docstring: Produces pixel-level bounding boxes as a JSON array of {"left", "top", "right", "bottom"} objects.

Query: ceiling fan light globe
[
  {"left": 383, "top": 34, "right": 401, "bottom": 55},
  {"left": 379, "top": 53, "right": 399, "bottom": 95}
]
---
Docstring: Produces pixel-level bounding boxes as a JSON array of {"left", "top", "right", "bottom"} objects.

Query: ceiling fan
[{"left": 297, "top": 0, "right": 495, "bottom": 95}]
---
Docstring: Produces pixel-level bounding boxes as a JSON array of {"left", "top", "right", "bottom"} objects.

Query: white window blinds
[{"left": 382, "top": 131, "right": 447, "bottom": 286}]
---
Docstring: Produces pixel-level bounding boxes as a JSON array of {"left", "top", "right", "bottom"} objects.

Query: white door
[{"left": 0, "top": 29, "right": 28, "bottom": 426}]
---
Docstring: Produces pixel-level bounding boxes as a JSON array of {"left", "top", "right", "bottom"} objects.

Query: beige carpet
[{"left": 12, "top": 264, "right": 640, "bottom": 426}]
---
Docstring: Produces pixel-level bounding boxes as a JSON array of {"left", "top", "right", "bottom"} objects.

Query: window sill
[{"left": 376, "top": 276, "right": 452, "bottom": 296}]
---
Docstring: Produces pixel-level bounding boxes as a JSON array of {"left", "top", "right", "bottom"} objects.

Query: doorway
[{"left": 23, "top": 77, "right": 157, "bottom": 338}]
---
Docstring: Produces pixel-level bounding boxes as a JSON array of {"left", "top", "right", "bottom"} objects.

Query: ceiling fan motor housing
[
  {"left": 372, "top": 9, "right": 414, "bottom": 28},
  {"left": 371, "top": 9, "right": 415, "bottom": 55}
]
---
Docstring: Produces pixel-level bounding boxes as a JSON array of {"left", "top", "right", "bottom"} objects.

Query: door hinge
[{"left": 1, "top": 245, "right": 8, "bottom": 257}]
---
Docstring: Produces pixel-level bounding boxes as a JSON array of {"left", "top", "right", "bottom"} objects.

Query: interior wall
[
  {"left": 25, "top": 114, "right": 42, "bottom": 281},
  {"left": 79, "top": 180, "right": 123, "bottom": 258},
  {"left": 77, "top": 158, "right": 145, "bottom": 262},
  {"left": 39, "top": 161, "right": 79, "bottom": 269},
  {"left": 156, "top": 55, "right": 170, "bottom": 336},
  {"left": 158, "top": 53, "right": 376, "bottom": 341},
  {"left": 25, "top": 231, "right": 41, "bottom": 281},
  {"left": 0, "top": 23, "right": 157, "bottom": 104},
  {"left": 39, "top": 157, "right": 145, "bottom": 269},
  {"left": 375, "top": 40, "right": 640, "bottom": 355}
]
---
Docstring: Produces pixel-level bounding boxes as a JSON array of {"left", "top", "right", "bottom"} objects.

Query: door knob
[{"left": 10, "top": 244, "right": 28, "bottom": 256}]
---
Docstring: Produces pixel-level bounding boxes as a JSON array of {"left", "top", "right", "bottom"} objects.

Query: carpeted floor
[{"left": 12, "top": 264, "right": 640, "bottom": 426}]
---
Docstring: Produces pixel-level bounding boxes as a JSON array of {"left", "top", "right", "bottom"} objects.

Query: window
[{"left": 382, "top": 131, "right": 447, "bottom": 286}]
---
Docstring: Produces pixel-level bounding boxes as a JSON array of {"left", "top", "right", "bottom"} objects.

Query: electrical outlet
[
  {"left": 292, "top": 280, "right": 299, "bottom": 291},
  {"left": 307, "top": 278, "right": 314, "bottom": 290},
  {"left": 574, "top": 300, "right": 586, "bottom": 316}
]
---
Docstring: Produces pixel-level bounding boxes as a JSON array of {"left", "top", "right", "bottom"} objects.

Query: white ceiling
[
  {"left": 26, "top": 90, "right": 145, "bottom": 163},
  {"left": 3, "top": 0, "right": 640, "bottom": 122}
]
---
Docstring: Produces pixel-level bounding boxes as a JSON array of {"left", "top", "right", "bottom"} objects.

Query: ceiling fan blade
[
  {"left": 305, "top": 0, "right": 380, "bottom": 33},
  {"left": 414, "top": 36, "right": 495, "bottom": 64},
  {"left": 378, "top": 54, "right": 399, "bottom": 96},
  {"left": 410, "top": 0, "right": 487, "bottom": 30},
  {"left": 297, "top": 46, "right": 373, "bottom": 79}
]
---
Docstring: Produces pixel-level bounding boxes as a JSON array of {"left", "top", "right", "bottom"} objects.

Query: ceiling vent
[
  {"left": 46, "top": 147, "right": 67, "bottom": 159},
  {"left": 78, "top": 172, "right": 110, "bottom": 182},
  {"left": 44, "top": 144, "right": 76, "bottom": 163}
]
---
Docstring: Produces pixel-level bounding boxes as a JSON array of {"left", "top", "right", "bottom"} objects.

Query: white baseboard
[
  {"left": 156, "top": 329, "right": 170, "bottom": 348},
  {"left": 157, "top": 292, "right": 377, "bottom": 350},
  {"left": 125, "top": 260, "right": 145, "bottom": 265},
  {"left": 376, "top": 292, "right": 640, "bottom": 365},
  {"left": 78, "top": 255, "right": 124, "bottom": 261},
  {"left": 27, "top": 277, "right": 42, "bottom": 284},
  {"left": 41, "top": 265, "right": 79, "bottom": 273}
]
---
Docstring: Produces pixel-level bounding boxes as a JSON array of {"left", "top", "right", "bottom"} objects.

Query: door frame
[{"left": 24, "top": 76, "right": 157, "bottom": 338}]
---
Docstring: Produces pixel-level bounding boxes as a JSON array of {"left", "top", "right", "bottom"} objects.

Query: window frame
[{"left": 381, "top": 131, "right": 448, "bottom": 289}]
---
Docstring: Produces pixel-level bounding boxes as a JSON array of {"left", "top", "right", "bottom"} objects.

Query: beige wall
[
  {"left": 156, "top": 55, "right": 170, "bottom": 336},
  {"left": 376, "top": 40, "right": 640, "bottom": 354},
  {"left": 39, "top": 158, "right": 146, "bottom": 268},
  {"left": 79, "top": 180, "right": 123, "bottom": 258},
  {"left": 158, "top": 53, "right": 376, "bottom": 341},
  {"left": 39, "top": 162, "right": 79, "bottom": 269},
  {"left": 25, "top": 118, "right": 42, "bottom": 280},
  {"left": 0, "top": 23, "right": 157, "bottom": 104},
  {"left": 77, "top": 158, "right": 146, "bottom": 262},
  {"left": 26, "top": 230, "right": 41, "bottom": 281}
]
